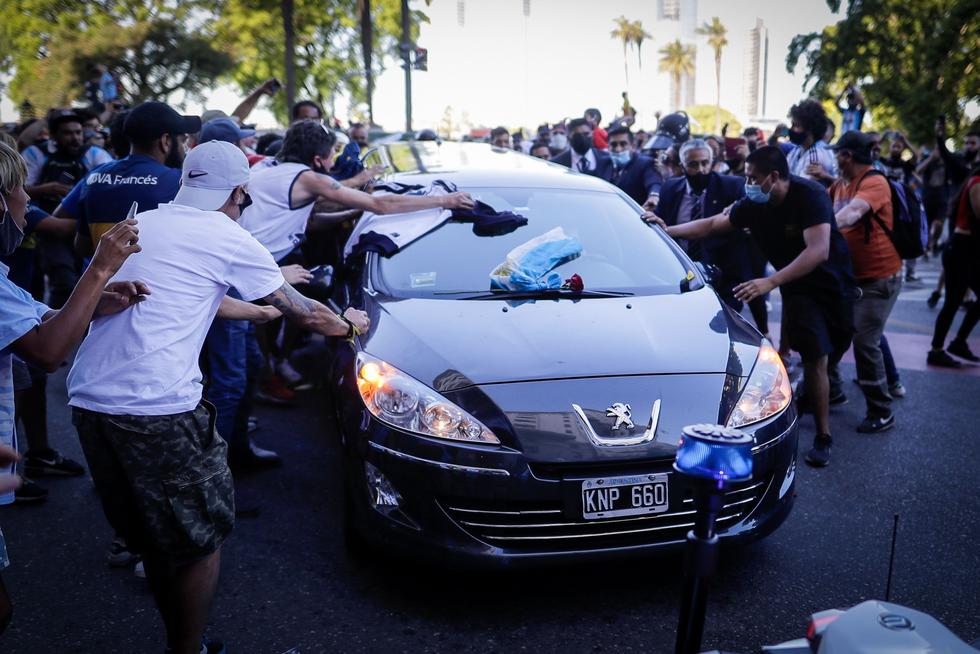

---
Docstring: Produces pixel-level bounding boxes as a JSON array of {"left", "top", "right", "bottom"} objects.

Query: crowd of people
[{"left": 0, "top": 74, "right": 978, "bottom": 652}]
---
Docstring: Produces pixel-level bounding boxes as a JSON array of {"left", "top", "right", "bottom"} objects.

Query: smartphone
[
  {"left": 125, "top": 201, "right": 138, "bottom": 220},
  {"left": 724, "top": 137, "right": 747, "bottom": 160},
  {"left": 269, "top": 79, "right": 282, "bottom": 94}
]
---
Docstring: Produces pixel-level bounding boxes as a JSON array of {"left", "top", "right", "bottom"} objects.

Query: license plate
[{"left": 581, "top": 474, "right": 669, "bottom": 519}]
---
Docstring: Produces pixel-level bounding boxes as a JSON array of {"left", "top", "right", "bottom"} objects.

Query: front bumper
[{"left": 346, "top": 410, "right": 798, "bottom": 568}]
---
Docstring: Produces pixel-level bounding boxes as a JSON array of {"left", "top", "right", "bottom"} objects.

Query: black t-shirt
[
  {"left": 879, "top": 155, "right": 915, "bottom": 186},
  {"left": 728, "top": 175, "right": 854, "bottom": 298}
]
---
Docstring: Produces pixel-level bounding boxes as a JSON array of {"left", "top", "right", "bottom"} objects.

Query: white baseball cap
[{"left": 173, "top": 140, "right": 250, "bottom": 211}]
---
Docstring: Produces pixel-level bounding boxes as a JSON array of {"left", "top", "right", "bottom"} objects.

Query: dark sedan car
[{"left": 326, "top": 142, "right": 798, "bottom": 566}]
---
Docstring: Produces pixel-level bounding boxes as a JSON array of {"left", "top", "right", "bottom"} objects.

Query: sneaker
[
  {"left": 106, "top": 537, "right": 141, "bottom": 567},
  {"left": 927, "top": 349, "right": 962, "bottom": 368},
  {"left": 276, "top": 358, "right": 304, "bottom": 386},
  {"left": 888, "top": 380, "right": 907, "bottom": 398},
  {"left": 927, "top": 291, "right": 941, "bottom": 309},
  {"left": 164, "top": 636, "right": 225, "bottom": 654},
  {"left": 804, "top": 434, "right": 832, "bottom": 467},
  {"left": 134, "top": 560, "right": 146, "bottom": 579},
  {"left": 857, "top": 414, "right": 896, "bottom": 433},
  {"left": 948, "top": 339, "right": 980, "bottom": 363},
  {"left": 24, "top": 448, "right": 85, "bottom": 477},
  {"left": 255, "top": 375, "right": 295, "bottom": 405},
  {"left": 905, "top": 273, "right": 922, "bottom": 283},
  {"left": 829, "top": 390, "right": 848, "bottom": 406},
  {"left": 247, "top": 416, "right": 259, "bottom": 433},
  {"left": 14, "top": 478, "right": 47, "bottom": 503}
]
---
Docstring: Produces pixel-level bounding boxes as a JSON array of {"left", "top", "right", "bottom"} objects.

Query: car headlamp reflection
[
  {"left": 356, "top": 354, "right": 500, "bottom": 445},
  {"left": 726, "top": 341, "right": 792, "bottom": 428}
]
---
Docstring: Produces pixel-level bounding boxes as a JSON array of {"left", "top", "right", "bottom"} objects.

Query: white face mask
[{"left": 550, "top": 133, "right": 568, "bottom": 151}]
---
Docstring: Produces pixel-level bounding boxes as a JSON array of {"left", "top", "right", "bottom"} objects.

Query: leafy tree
[
  {"left": 216, "top": 0, "right": 428, "bottom": 125},
  {"left": 658, "top": 40, "right": 696, "bottom": 112},
  {"left": 0, "top": 0, "right": 232, "bottom": 109},
  {"left": 786, "top": 0, "right": 979, "bottom": 144},
  {"left": 684, "top": 104, "right": 742, "bottom": 136},
  {"left": 696, "top": 17, "right": 727, "bottom": 134}
]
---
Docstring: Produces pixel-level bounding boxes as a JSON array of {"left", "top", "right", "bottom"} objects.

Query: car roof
[{"left": 363, "top": 141, "right": 619, "bottom": 192}]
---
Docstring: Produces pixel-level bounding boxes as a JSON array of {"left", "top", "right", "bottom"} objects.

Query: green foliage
[
  {"left": 216, "top": 0, "right": 428, "bottom": 123},
  {"left": 786, "top": 0, "right": 980, "bottom": 144},
  {"left": 684, "top": 104, "right": 741, "bottom": 136},
  {"left": 0, "top": 0, "right": 232, "bottom": 109}
]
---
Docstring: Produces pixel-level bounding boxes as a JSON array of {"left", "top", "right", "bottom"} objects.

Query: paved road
[{"left": 2, "top": 256, "right": 979, "bottom": 653}]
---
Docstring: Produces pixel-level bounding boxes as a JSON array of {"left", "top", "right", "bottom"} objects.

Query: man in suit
[
  {"left": 654, "top": 138, "right": 769, "bottom": 335},
  {"left": 550, "top": 118, "right": 613, "bottom": 182},
  {"left": 607, "top": 125, "right": 663, "bottom": 210}
]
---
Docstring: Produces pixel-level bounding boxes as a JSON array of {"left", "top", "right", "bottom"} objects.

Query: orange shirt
[{"left": 831, "top": 169, "right": 902, "bottom": 280}]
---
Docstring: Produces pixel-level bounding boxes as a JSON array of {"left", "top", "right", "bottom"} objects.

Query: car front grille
[{"left": 440, "top": 474, "right": 770, "bottom": 553}]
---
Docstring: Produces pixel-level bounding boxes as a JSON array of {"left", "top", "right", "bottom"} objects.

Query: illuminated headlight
[
  {"left": 726, "top": 341, "right": 792, "bottom": 428},
  {"left": 356, "top": 353, "right": 500, "bottom": 444}
]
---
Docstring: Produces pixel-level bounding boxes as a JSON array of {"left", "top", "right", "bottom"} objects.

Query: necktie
[
  {"left": 690, "top": 192, "right": 704, "bottom": 222},
  {"left": 578, "top": 156, "right": 590, "bottom": 173}
]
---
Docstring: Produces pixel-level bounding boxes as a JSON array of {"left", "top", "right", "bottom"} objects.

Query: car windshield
[{"left": 375, "top": 187, "right": 692, "bottom": 298}]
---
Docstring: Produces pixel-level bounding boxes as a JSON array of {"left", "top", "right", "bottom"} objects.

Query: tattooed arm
[
  {"left": 292, "top": 170, "right": 475, "bottom": 215},
  {"left": 261, "top": 282, "right": 370, "bottom": 336}
]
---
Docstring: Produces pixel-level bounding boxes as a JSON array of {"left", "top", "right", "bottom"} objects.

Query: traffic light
[{"left": 413, "top": 47, "right": 428, "bottom": 71}]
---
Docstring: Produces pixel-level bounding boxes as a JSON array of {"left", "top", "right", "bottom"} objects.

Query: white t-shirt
[
  {"left": 237, "top": 161, "right": 315, "bottom": 262},
  {"left": 67, "top": 203, "right": 285, "bottom": 416}
]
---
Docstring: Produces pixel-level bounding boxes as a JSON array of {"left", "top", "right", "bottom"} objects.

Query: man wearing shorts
[
  {"left": 647, "top": 146, "right": 856, "bottom": 467},
  {"left": 67, "top": 141, "right": 369, "bottom": 654}
]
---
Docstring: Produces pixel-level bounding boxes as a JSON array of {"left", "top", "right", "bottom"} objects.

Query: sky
[{"left": 1, "top": 0, "right": 843, "bottom": 132}]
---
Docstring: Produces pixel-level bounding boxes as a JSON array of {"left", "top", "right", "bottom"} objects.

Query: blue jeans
[
  {"left": 880, "top": 334, "right": 899, "bottom": 386},
  {"left": 205, "top": 316, "right": 263, "bottom": 456}
]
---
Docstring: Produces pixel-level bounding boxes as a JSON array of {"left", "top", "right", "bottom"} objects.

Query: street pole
[{"left": 401, "top": 0, "right": 413, "bottom": 133}]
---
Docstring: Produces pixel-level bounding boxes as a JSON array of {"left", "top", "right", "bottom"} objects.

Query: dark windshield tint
[{"left": 376, "top": 188, "right": 692, "bottom": 297}]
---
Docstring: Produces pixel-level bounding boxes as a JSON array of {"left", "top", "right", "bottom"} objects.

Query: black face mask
[
  {"left": 570, "top": 133, "right": 592, "bottom": 156},
  {"left": 687, "top": 172, "right": 709, "bottom": 194},
  {"left": 164, "top": 135, "right": 184, "bottom": 169},
  {"left": 788, "top": 129, "right": 808, "bottom": 145},
  {"left": 238, "top": 191, "right": 253, "bottom": 213},
  {"left": 966, "top": 149, "right": 977, "bottom": 162},
  {"left": 0, "top": 206, "right": 25, "bottom": 256}
]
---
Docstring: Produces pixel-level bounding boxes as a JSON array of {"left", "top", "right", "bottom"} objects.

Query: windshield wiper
[{"left": 436, "top": 288, "right": 634, "bottom": 300}]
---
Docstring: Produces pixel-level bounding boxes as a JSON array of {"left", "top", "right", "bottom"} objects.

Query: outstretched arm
[{"left": 261, "top": 283, "right": 369, "bottom": 337}]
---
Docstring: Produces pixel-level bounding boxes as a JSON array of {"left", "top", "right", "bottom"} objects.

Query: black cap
[
  {"left": 830, "top": 130, "right": 874, "bottom": 162},
  {"left": 647, "top": 111, "right": 690, "bottom": 150},
  {"left": 48, "top": 110, "right": 84, "bottom": 132},
  {"left": 123, "top": 101, "right": 202, "bottom": 143}
]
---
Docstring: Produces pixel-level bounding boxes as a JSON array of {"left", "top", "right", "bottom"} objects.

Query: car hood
[{"left": 360, "top": 286, "right": 751, "bottom": 391}]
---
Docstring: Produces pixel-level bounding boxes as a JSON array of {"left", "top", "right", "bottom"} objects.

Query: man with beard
[
  {"left": 549, "top": 118, "right": 612, "bottom": 181},
  {"left": 54, "top": 102, "right": 198, "bottom": 258},
  {"left": 22, "top": 111, "right": 113, "bottom": 308},
  {"left": 785, "top": 99, "right": 838, "bottom": 186}
]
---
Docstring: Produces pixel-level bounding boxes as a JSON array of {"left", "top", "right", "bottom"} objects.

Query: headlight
[
  {"left": 356, "top": 354, "right": 500, "bottom": 444},
  {"left": 726, "top": 341, "right": 792, "bottom": 428}
]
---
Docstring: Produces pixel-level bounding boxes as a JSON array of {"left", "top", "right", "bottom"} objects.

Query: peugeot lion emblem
[{"left": 606, "top": 403, "right": 634, "bottom": 430}]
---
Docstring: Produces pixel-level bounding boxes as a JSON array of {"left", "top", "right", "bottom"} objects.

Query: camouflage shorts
[{"left": 72, "top": 401, "right": 235, "bottom": 566}]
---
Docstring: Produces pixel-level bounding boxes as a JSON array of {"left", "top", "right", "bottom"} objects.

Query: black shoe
[
  {"left": 927, "top": 349, "right": 962, "bottom": 368},
  {"left": 106, "top": 536, "right": 141, "bottom": 567},
  {"left": 14, "top": 478, "right": 48, "bottom": 503},
  {"left": 948, "top": 339, "right": 980, "bottom": 362},
  {"left": 829, "top": 390, "right": 848, "bottom": 406},
  {"left": 804, "top": 434, "right": 832, "bottom": 467},
  {"left": 857, "top": 414, "right": 895, "bottom": 433},
  {"left": 164, "top": 636, "right": 226, "bottom": 654},
  {"left": 927, "top": 291, "right": 941, "bottom": 308},
  {"left": 24, "top": 448, "right": 85, "bottom": 477},
  {"left": 230, "top": 441, "right": 281, "bottom": 470},
  {"left": 905, "top": 273, "right": 922, "bottom": 283}
]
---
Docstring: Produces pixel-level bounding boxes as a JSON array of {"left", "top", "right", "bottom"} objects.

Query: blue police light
[{"left": 673, "top": 423, "right": 755, "bottom": 484}]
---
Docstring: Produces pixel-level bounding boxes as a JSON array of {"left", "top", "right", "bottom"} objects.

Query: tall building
[{"left": 742, "top": 18, "right": 769, "bottom": 118}]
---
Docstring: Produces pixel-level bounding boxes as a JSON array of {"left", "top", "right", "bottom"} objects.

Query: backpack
[{"left": 860, "top": 169, "right": 926, "bottom": 259}]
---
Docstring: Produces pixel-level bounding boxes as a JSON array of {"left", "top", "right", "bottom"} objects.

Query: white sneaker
[
  {"left": 276, "top": 359, "right": 303, "bottom": 386},
  {"left": 134, "top": 560, "right": 146, "bottom": 578}
]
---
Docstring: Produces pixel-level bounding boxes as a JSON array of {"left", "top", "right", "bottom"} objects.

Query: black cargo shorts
[{"left": 72, "top": 400, "right": 235, "bottom": 566}]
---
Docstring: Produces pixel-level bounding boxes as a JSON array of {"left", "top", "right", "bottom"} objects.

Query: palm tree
[
  {"left": 696, "top": 17, "right": 728, "bottom": 133},
  {"left": 610, "top": 16, "right": 635, "bottom": 88},
  {"left": 658, "top": 39, "right": 696, "bottom": 112},
  {"left": 632, "top": 20, "right": 652, "bottom": 72}
]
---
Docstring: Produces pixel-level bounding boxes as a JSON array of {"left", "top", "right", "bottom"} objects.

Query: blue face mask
[
  {"left": 745, "top": 177, "right": 772, "bottom": 203},
  {"left": 610, "top": 150, "right": 631, "bottom": 167}
]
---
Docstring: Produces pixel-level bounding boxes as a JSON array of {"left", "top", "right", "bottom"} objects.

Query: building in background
[
  {"left": 742, "top": 18, "right": 769, "bottom": 119},
  {"left": 657, "top": 0, "right": 698, "bottom": 111}
]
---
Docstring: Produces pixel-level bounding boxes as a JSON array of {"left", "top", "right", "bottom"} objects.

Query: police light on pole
[{"left": 413, "top": 47, "right": 428, "bottom": 71}]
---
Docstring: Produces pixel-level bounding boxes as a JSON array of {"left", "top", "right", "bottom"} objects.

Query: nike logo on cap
[{"left": 187, "top": 170, "right": 208, "bottom": 178}]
